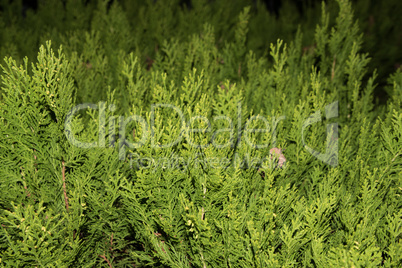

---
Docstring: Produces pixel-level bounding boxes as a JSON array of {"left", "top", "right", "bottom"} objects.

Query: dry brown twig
[
  {"left": 62, "top": 161, "right": 69, "bottom": 211},
  {"left": 331, "top": 56, "right": 336, "bottom": 81},
  {"left": 202, "top": 186, "right": 206, "bottom": 220},
  {"left": 99, "top": 254, "right": 113, "bottom": 268},
  {"left": 258, "top": 147, "right": 287, "bottom": 178}
]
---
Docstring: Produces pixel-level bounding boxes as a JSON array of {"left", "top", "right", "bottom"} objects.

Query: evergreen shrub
[{"left": 0, "top": 0, "right": 401, "bottom": 267}]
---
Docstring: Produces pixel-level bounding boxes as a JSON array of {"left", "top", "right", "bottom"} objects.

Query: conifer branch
[
  {"left": 20, "top": 166, "right": 32, "bottom": 199},
  {"left": 380, "top": 149, "right": 402, "bottom": 181}
]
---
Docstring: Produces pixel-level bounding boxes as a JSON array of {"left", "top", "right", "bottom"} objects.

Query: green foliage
[{"left": 0, "top": 0, "right": 401, "bottom": 267}]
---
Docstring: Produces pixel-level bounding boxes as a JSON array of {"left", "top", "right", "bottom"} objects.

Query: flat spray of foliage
[{"left": 0, "top": 0, "right": 401, "bottom": 267}]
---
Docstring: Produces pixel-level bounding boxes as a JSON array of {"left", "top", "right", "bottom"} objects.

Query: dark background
[{"left": 3, "top": 0, "right": 402, "bottom": 104}]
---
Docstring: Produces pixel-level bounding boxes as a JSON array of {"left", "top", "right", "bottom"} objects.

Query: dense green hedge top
[{"left": 0, "top": 0, "right": 401, "bottom": 267}]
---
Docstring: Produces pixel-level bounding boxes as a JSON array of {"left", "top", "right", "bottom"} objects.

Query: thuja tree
[{"left": 0, "top": 0, "right": 401, "bottom": 267}]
